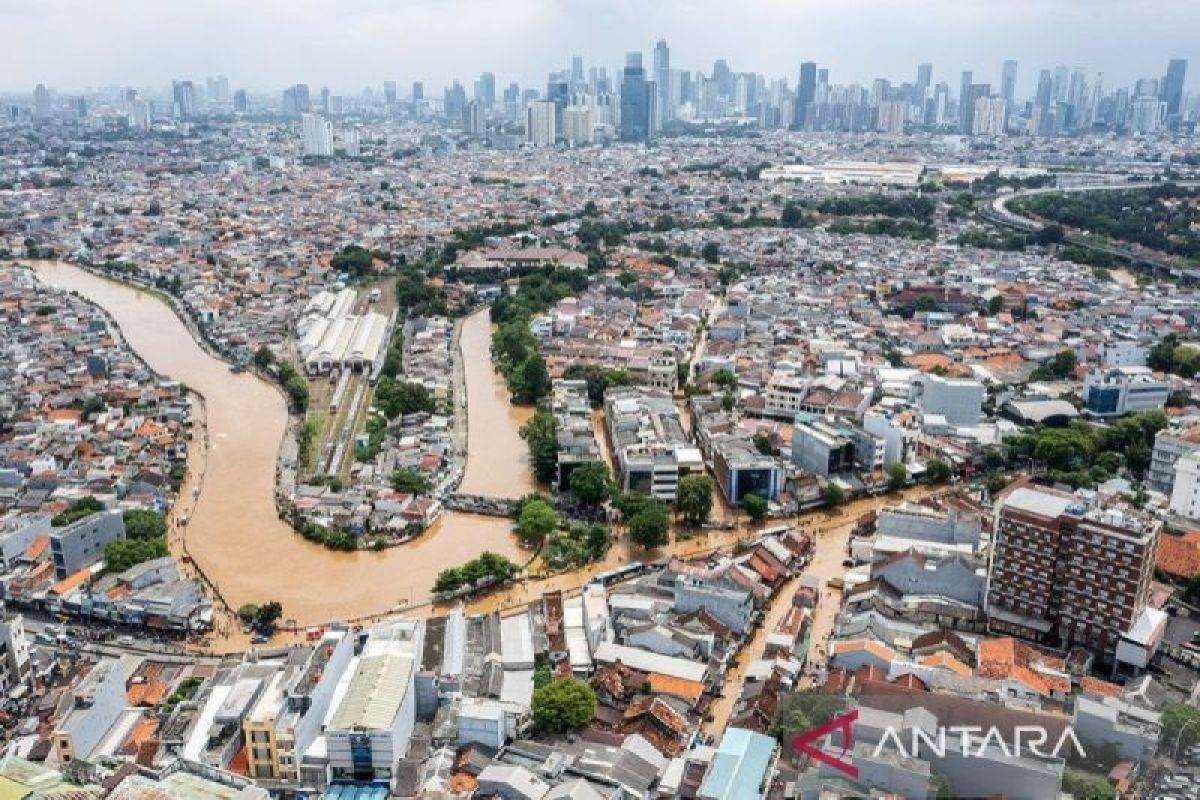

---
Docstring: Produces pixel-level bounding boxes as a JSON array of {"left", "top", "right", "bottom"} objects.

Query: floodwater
[{"left": 34, "top": 263, "right": 529, "bottom": 625}]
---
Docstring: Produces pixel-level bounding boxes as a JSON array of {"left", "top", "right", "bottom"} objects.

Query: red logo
[{"left": 791, "top": 709, "right": 859, "bottom": 778}]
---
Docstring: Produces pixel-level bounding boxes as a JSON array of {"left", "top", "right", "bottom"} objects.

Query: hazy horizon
[{"left": 2, "top": 0, "right": 1198, "bottom": 97}]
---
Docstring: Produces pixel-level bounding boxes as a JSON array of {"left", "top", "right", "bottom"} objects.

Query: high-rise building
[
  {"left": 525, "top": 100, "right": 556, "bottom": 146},
  {"left": 1131, "top": 95, "right": 1164, "bottom": 134},
  {"left": 959, "top": 81, "right": 990, "bottom": 134},
  {"left": 1001, "top": 60, "right": 1018, "bottom": 106},
  {"left": 301, "top": 113, "right": 334, "bottom": 156},
  {"left": 972, "top": 95, "right": 1007, "bottom": 135},
  {"left": 411, "top": 81, "right": 424, "bottom": 102},
  {"left": 1161, "top": 58, "right": 1188, "bottom": 123},
  {"left": 546, "top": 73, "right": 570, "bottom": 131},
  {"left": 653, "top": 39, "right": 670, "bottom": 127},
  {"left": 343, "top": 128, "right": 361, "bottom": 157},
  {"left": 33, "top": 84, "right": 50, "bottom": 120},
  {"left": 988, "top": 487, "right": 1160, "bottom": 660},
  {"left": 563, "top": 105, "right": 595, "bottom": 145},
  {"left": 464, "top": 99, "right": 484, "bottom": 136},
  {"left": 793, "top": 61, "right": 816, "bottom": 130},
  {"left": 172, "top": 80, "right": 197, "bottom": 119},
  {"left": 281, "top": 83, "right": 310, "bottom": 118},
  {"left": 876, "top": 100, "right": 907, "bottom": 134},
  {"left": 383, "top": 81, "right": 398, "bottom": 105},
  {"left": 570, "top": 55, "right": 585, "bottom": 89},
  {"left": 915, "top": 63, "right": 932, "bottom": 107},
  {"left": 957, "top": 70, "right": 972, "bottom": 124},
  {"left": 1052, "top": 65, "right": 1069, "bottom": 101},
  {"left": 619, "top": 52, "right": 651, "bottom": 142},
  {"left": 475, "top": 72, "right": 496, "bottom": 111},
  {"left": 1035, "top": 69, "right": 1053, "bottom": 109},
  {"left": 233, "top": 89, "right": 249, "bottom": 113},
  {"left": 443, "top": 81, "right": 466, "bottom": 120}
]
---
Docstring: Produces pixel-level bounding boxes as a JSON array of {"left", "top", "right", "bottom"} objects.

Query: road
[{"left": 701, "top": 492, "right": 901, "bottom": 736}]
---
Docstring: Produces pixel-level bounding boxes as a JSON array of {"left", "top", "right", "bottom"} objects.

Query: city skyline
[{"left": 3, "top": 0, "right": 1199, "bottom": 95}]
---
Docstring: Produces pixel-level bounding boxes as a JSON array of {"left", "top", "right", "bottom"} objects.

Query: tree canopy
[{"left": 532, "top": 678, "right": 597, "bottom": 732}]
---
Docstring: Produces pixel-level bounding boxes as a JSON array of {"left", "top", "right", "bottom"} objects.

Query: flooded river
[{"left": 35, "top": 263, "right": 530, "bottom": 625}]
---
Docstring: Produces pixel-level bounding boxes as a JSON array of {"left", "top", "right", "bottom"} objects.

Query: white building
[
  {"left": 0, "top": 613, "right": 31, "bottom": 697},
  {"left": 301, "top": 113, "right": 334, "bottom": 157},
  {"left": 525, "top": 101, "right": 556, "bottom": 146},
  {"left": 1170, "top": 450, "right": 1200, "bottom": 521},
  {"left": 915, "top": 373, "right": 984, "bottom": 426},
  {"left": 1082, "top": 367, "right": 1169, "bottom": 417},
  {"left": 972, "top": 95, "right": 1007, "bottom": 135},
  {"left": 325, "top": 621, "right": 424, "bottom": 788},
  {"left": 563, "top": 105, "right": 595, "bottom": 145}
]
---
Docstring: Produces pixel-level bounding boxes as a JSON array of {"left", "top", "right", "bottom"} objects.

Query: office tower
[
  {"left": 319, "top": 87, "right": 330, "bottom": 114},
  {"left": 957, "top": 70, "right": 972, "bottom": 123},
  {"left": 281, "top": 83, "right": 310, "bottom": 117},
  {"left": 233, "top": 89, "right": 248, "bottom": 113},
  {"left": 172, "top": 80, "right": 196, "bottom": 119},
  {"left": 329, "top": 95, "right": 344, "bottom": 114},
  {"left": 1162, "top": 58, "right": 1187, "bottom": 123},
  {"left": 475, "top": 72, "right": 495, "bottom": 111},
  {"left": 793, "top": 61, "right": 817, "bottom": 130},
  {"left": 301, "top": 113, "right": 334, "bottom": 156},
  {"left": 570, "top": 55, "right": 584, "bottom": 88},
  {"left": 988, "top": 487, "right": 1160, "bottom": 659},
  {"left": 972, "top": 95, "right": 1007, "bottom": 135},
  {"left": 563, "top": 105, "right": 595, "bottom": 145},
  {"left": 443, "top": 81, "right": 466, "bottom": 119},
  {"left": 464, "top": 99, "right": 484, "bottom": 136},
  {"left": 1131, "top": 95, "right": 1164, "bottom": 134},
  {"left": 620, "top": 52, "right": 651, "bottom": 142},
  {"left": 1112, "top": 89, "right": 1130, "bottom": 130},
  {"left": 525, "top": 100, "right": 556, "bottom": 146},
  {"left": 653, "top": 39, "right": 670, "bottom": 127},
  {"left": 546, "top": 73, "right": 570, "bottom": 131},
  {"left": 915, "top": 63, "right": 932, "bottom": 106},
  {"left": 33, "top": 84, "right": 50, "bottom": 120},
  {"left": 1052, "top": 65, "right": 1069, "bottom": 102},
  {"left": 931, "top": 82, "right": 949, "bottom": 124},
  {"left": 876, "top": 99, "right": 906, "bottom": 134},
  {"left": 870, "top": 78, "right": 891, "bottom": 106},
  {"left": 1035, "top": 69, "right": 1053, "bottom": 109},
  {"left": 343, "top": 128, "right": 361, "bottom": 157},
  {"left": 502, "top": 83, "right": 520, "bottom": 118},
  {"left": 411, "top": 81, "right": 424, "bottom": 102},
  {"left": 816, "top": 68, "right": 829, "bottom": 87},
  {"left": 712, "top": 59, "right": 732, "bottom": 97},
  {"left": 384, "top": 81, "right": 397, "bottom": 105},
  {"left": 1000, "top": 60, "right": 1018, "bottom": 106},
  {"left": 959, "top": 81, "right": 989, "bottom": 134}
]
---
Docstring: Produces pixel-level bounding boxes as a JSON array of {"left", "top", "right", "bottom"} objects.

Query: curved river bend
[{"left": 35, "top": 262, "right": 533, "bottom": 625}]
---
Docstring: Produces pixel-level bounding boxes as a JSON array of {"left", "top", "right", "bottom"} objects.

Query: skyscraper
[
  {"left": 915, "top": 63, "right": 932, "bottom": 106},
  {"left": 1000, "top": 60, "right": 1018, "bottom": 106},
  {"left": 525, "top": 100, "right": 556, "bottom": 146},
  {"left": 411, "top": 82, "right": 424, "bottom": 102},
  {"left": 475, "top": 72, "right": 496, "bottom": 111},
  {"left": 570, "top": 56, "right": 584, "bottom": 89},
  {"left": 301, "top": 113, "right": 333, "bottom": 156},
  {"left": 233, "top": 89, "right": 249, "bottom": 113},
  {"left": 793, "top": 61, "right": 816, "bottom": 130},
  {"left": 957, "top": 70, "right": 972, "bottom": 124},
  {"left": 464, "top": 99, "right": 484, "bottom": 136},
  {"left": 172, "top": 80, "right": 197, "bottom": 119},
  {"left": 960, "top": 82, "right": 990, "bottom": 134},
  {"left": 1161, "top": 58, "right": 1187, "bottom": 121},
  {"left": 1035, "top": 69, "right": 1053, "bottom": 109},
  {"left": 620, "top": 52, "right": 650, "bottom": 142},
  {"left": 281, "top": 84, "right": 310, "bottom": 118},
  {"left": 653, "top": 39, "right": 670, "bottom": 128},
  {"left": 383, "top": 81, "right": 397, "bottom": 106},
  {"left": 33, "top": 84, "right": 50, "bottom": 120}
]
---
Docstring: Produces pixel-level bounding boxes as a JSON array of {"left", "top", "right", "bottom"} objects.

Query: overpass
[{"left": 977, "top": 181, "right": 1200, "bottom": 284}]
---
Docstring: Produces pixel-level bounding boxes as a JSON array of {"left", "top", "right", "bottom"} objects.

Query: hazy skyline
[{"left": 3, "top": 0, "right": 1198, "bottom": 97}]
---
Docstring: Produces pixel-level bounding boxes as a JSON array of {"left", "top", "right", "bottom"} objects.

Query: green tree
[
  {"left": 987, "top": 295, "right": 1004, "bottom": 315},
  {"left": 252, "top": 345, "right": 274, "bottom": 370},
  {"left": 104, "top": 537, "right": 168, "bottom": 572},
  {"left": 927, "top": 457, "right": 953, "bottom": 482},
  {"left": 914, "top": 294, "right": 938, "bottom": 313},
  {"left": 712, "top": 368, "right": 738, "bottom": 390},
  {"left": 1162, "top": 703, "right": 1200, "bottom": 754},
  {"left": 887, "top": 462, "right": 908, "bottom": 492},
  {"left": 824, "top": 482, "right": 845, "bottom": 506},
  {"left": 771, "top": 690, "right": 847, "bottom": 744},
  {"left": 628, "top": 502, "right": 670, "bottom": 549},
  {"left": 519, "top": 411, "right": 559, "bottom": 483},
  {"left": 517, "top": 354, "right": 551, "bottom": 404},
  {"left": 532, "top": 678, "right": 597, "bottom": 732},
  {"left": 568, "top": 461, "right": 612, "bottom": 507},
  {"left": 701, "top": 241, "right": 721, "bottom": 264},
  {"left": 675, "top": 474, "right": 714, "bottom": 525},
  {"left": 122, "top": 509, "right": 166, "bottom": 540},
  {"left": 374, "top": 378, "right": 435, "bottom": 419},
  {"left": 752, "top": 432, "right": 773, "bottom": 456},
  {"left": 517, "top": 498, "right": 558, "bottom": 547},
  {"left": 51, "top": 496, "right": 105, "bottom": 527},
  {"left": 986, "top": 473, "right": 1010, "bottom": 496},
  {"left": 611, "top": 491, "right": 651, "bottom": 520},
  {"left": 390, "top": 469, "right": 433, "bottom": 495},
  {"left": 742, "top": 493, "right": 768, "bottom": 523}
]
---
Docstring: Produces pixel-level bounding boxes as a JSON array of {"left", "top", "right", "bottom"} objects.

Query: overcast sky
[{"left": 3, "top": 0, "right": 1197, "bottom": 97}]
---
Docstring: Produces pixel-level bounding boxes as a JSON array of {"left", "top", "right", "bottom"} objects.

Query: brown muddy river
[{"left": 35, "top": 262, "right": 532, "bottom": 625}]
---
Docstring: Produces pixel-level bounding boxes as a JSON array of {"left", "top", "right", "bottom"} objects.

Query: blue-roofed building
[
  {"left": 322, "top": 782, "right": 390, "bottom": 800},
  {"left": 699, "top": 727, "right": 779, "bottom": 800}
]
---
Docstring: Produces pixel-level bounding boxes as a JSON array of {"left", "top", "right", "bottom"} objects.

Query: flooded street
[{"left": 34, "top": 263, "right": 526, "bottom": 626}]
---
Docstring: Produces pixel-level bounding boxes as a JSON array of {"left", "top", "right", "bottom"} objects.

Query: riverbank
[{"left": 32, "top": 263, "right": 527, "bottom": 636}]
